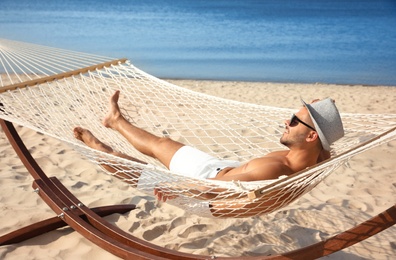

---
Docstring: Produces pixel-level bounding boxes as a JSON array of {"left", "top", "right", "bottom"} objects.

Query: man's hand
[{"left": 154, "top": 187, "right": 178, "bottom": 202}]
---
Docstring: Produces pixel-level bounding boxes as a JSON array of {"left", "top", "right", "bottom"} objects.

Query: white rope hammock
[{"left": 1, "top": 39, "right": 395, "bottom": 218}]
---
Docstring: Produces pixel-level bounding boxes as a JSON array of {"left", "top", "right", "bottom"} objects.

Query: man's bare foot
[
  {"left": 73, "top": 127, "right": 113, "bottom": 153},
  {"left": 102, "top": 90, "right": 123, "bottom": 129}
]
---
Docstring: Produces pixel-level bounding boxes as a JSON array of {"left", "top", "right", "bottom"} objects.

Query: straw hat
[{"left": 301, "top": 98, "right": 344, "bottom": 151}]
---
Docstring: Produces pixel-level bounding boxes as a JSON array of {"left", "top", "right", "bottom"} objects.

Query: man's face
[{"left": 280, "top": 106, "right": 314, "bottom": 148}]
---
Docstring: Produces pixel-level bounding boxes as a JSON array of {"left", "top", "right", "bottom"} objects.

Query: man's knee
[
  {"left": 156, "top": 137, "right": 184, "bottom": 151},
  {"left": 153, "top": 137, "right": 184, "bottom": 168}
]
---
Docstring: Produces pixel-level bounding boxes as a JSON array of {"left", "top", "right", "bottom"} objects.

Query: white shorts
[{"left": 169, "top": 146, "right": 241, "bottom": 179}]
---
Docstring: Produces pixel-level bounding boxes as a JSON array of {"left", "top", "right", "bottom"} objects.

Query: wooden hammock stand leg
[{"left": 0, "top": 119, "right": 395, "bottom": 260}]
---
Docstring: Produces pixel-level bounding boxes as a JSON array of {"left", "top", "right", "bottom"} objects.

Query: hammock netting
[{"left": 1, "top": 39, "right": 395, "bottom": 218}]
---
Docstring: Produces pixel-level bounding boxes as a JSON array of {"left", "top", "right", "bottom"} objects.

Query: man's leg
[{"left": 102, "top": 90, "right": 184, "bottom": 169}]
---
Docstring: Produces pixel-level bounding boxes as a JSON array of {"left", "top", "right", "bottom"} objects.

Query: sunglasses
[{"left": 289, "top": 114, "right": 316, "bottom": 131}]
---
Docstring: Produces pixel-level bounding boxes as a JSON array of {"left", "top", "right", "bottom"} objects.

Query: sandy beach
[{"left": 0, "top": 80, "right": 395, "bottom": 259}]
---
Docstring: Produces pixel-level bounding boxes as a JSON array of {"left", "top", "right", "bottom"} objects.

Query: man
[{"left": 74, "top": 90, "right": 344, "bottom": 201}]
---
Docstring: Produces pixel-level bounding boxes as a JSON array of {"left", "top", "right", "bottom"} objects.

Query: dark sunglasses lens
[{"left": 289, "top": 115, "right": 298, "bottom": 126}]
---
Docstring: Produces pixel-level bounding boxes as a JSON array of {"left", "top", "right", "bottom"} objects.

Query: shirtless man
[{"left": 74, "top": 90, "right": 344, "bottom": 200}]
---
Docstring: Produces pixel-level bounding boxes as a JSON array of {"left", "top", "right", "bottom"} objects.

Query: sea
[{"left": 1, "top": 0, "right": 396, "bottom": 86}]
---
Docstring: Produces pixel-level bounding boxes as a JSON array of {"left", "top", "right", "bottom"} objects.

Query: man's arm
[
  {"left": 213, "top": 162, "right": 293, "bottom": 181},
  {"left": 154, "top": 183, "right": 245, "bottom": 202},
  {"left": 154, "top": 163, "right": 292, "bottom": 202}
]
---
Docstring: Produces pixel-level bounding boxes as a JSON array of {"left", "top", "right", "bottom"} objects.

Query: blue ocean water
[{"left": 1, "top": 0, "right": 396, "bottom": 85}]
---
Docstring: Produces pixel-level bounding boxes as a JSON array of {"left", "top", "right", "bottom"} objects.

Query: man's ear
[{"left": 306, "top": 131, "right": 319, "bottom": 142}]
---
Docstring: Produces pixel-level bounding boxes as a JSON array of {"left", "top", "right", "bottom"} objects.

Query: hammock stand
[{"left": 1, "top": 119, "right": 395, "bottom": 259}]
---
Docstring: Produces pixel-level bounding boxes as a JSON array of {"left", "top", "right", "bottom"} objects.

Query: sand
[{"left": 0, "top": 80, "right": 395, "bottom": 259}]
